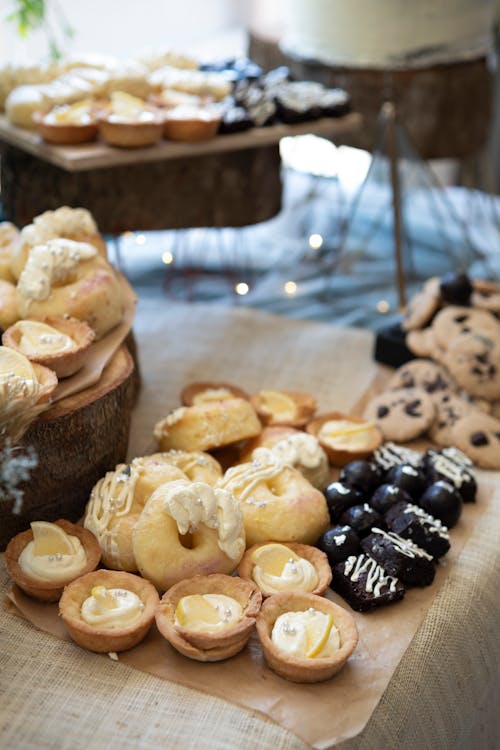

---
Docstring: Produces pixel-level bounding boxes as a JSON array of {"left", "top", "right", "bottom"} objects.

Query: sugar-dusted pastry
[
  {"left": 217, "top": 448, "right": 329, "bottom": 547},
  {"left": 306, "top": 412, "right": 382, "bottom": 467},
  {"left": 132, "top": 479, "right": 246, "bottom": 591},
  {"left": 84, "top": 454, "right": 188, "bottom": 570},
  {"left": 5, "top": 520, "right": 101, "bottom": 602},
  {"left": 180, "top": 380, "right": 249, "bottom": 406},
  {"left": 256, "top": 592, "right": 358, "bottom": 683},
  {"left": 0, "top": 222, "right": 19, "bottom": 283},
  {"left": 154, "top": 397, "right": 262, "bottom": 452},
  {"left": 250, "top": 389, "right": 316, "bottom": 428},
  {"left": 98, "top": 91, "right": 163, "bottom": 148},
  {"left": 11, "top": 206, "right": 108, "bottom": 279},
  {"left": 15, "top": 239, "right": 124, "bottom": 339},
  {"left": 59, "top": 569, "right": 159, "bottom": 653},
  {"left": 239, "top": 426, "right": 330, "bottom": 489},
  {"left": 155, "top": 573, "right": 261, "bottom": 661},
  {"left": 3, "top": 316, "right": 95, "bottom": 378},
  {"left": 33, "top": 99, "right": 98, "bottom": 144},
  {"left": 163, "top": 105, "right": 221, "bottom": 142},
  {"left": 238, "top": 542, "right": 331, "bottom": 597},
  {"left": 0, "top": 279, "right": 19, "bottom": 330}
]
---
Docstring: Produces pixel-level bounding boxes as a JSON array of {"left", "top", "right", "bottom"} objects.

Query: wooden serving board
[{"left": 0, "top": 345, "right": 136, "bottom": 548}]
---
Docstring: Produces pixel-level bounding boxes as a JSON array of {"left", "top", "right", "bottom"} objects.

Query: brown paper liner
[{"left": 3, "top": 475, "right": 492, "bottom": 750}]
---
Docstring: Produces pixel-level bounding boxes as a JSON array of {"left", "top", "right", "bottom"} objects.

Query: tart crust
[
  {"left": 32, "top": 362, "right": 58, "bottom": 402},
  {"left": 4, "top": 519, "right": 101, "bottom": 602},
  {"left": 256, "top": 592, "right": 358, "bottom": 683},
  {"left": 33, "top": 110, "right": 98, "bottom": 145},
  {"left": 238, "top": 541, "right": 332, "bottom": 598},
  {"left": 180, "top": 380, "right": 249, "bottom": 406},
  {"left": 59, "top": 569, "right": 159, "bottom": 653},
  {"left": 250, "top": 390, "right": 317, "bottom": 428},
  {"left": 155, "top": 573, "right": 262, "bottom": 662},
  {"left": 3, "top": 316, "right": 95, "bottom": 378},
  {"left": 163, "top": 110, "right": 220, "bottom": 142},
  {"left": 306, "top": 411, "right": 382, "bottom": 466},
  {"left": 97, "top": 113, "right": 163, "bottom": 148}
]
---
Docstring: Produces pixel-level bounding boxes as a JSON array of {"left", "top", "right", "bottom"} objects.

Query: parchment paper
[{"left": 5, "top": 473, "right": 492, "bottom": 750}]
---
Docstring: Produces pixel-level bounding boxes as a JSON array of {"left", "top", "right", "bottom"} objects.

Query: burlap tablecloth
[{"left": 1, "top": 299, "right": 499, "bottom": 750}]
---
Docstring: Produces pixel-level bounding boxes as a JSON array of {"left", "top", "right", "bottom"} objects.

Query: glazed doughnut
[
  {"left": 132, "top": 479, "right": 246, "bottom": 591},
  {"left": 11, "top": 206, "right": 107, "bottom": 280},
  {"left": 15, "top": 238, "right": 124, "bottom": 339},
  {"left": 238, "top": 426, "right": 330, "bottom": 490},
  {"left": 0, "top": 222, "right": 19, "bottom": 282},
  {"left": 84, "top": 454, "right": 188, "bottom": 570},
  {"left": 217, "top": 448, "right": 330, "bottom": 547},
  {"left": 154, "top": 397, "right": 262, "bottom": 452},
  {"left": 0, "top": 279, "right": 19, "bottom": 330}
]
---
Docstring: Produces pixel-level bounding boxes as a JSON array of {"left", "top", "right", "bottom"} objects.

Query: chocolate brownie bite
[
  {"left": 385, "top": 501, "right": 450, "bottom": 559},
  {"left": 370, "top": 484, "right": 412, "bottom": 514},
  {"left": 318, "top": 524, "right": 361, "bottom": 565},
  {"left": 418, "top": 481, "right": 463, "bottom": 528},
  {"left": 339, "top": 503, "right": 383, "bottom": 538},
  {"left": 385, "top": 464, "right": 427, "bottom": 501},
  {"left": 423, "top": 448, "right": 477, "bottom": 502},
  {"left": 361, "top": 528, "right": 435, "bottom": 587},
  {"left": 331, "top": 553, "right": 405, "bottom": 612},
  {"left": 339, "top": 460, "right": 383, "bottom": 494},
  {"left": 439, "top": 271, "right": 473, "bottom": 306},
  {"left": 324, "top": 481, "right": 363, "bottom": 522},
  {"left": 373, "top": 442, "right": 422, "bottom": 475}
]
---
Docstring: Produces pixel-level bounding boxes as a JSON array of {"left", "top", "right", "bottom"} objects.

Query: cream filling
[
  {"left": 174, "top": 593, "right": 242, "bottom": 633},
  {"left": 0, "top": 346, "right": 36, "bottom": 386},
  {"left": 17, "top": 238, "right": 97, "bottom": 303},
  {"left": 81, "top": 587, "right": 144, "bottom": 629},
  {"left": 259, "top": 390, "right": 297, "bottom": 421},
  {"left": 15, "top": 320, "right": 75, "bottom": 356},
  {"left": 21, "top": 207, "right": 98, "bottom": 248},
  {"left": 44, "top": 100, "right": 94, "bottom": 124},
  {"left": 272, "top": 609, "right": 340, "bottom": 659},
  {"left": 18, "top": 535, "right": 87, "bottom": 584},
  {"left": 318, "top": 419, "right": 376, "bottom": 450},
  {"left": 157, "top": 480, "right": 245, "bottom": 561},
  {"left": 191, "top": 387, "right": 233, "bottom": 404},
  {"left": 267, "top": 433, "right": 329, "bottom": 488},
  {"left": 253, "top": 556, "right": 318, "bottom": 594}
]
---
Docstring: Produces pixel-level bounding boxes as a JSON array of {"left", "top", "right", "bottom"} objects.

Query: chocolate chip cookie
[
  {"left": 364, "top": 387, "right": 435, "bottom": 442},
  {"left": 450, "top": 412, "right": 500, "bottom": 469},
  {"left": 428, "top": 392, "right": 476, "bottom": 446},
  {"left": 432, "top": 306, "right": 500, "bottom": 350},
  {"left": 387, "top": 359, "right": 456, "bottom": 395},
  {"left": 443, "top": 332, "right": 500, "bottom": 401},
  {"left": 402, "top": 277, "right": 441, "bottom": 331}
]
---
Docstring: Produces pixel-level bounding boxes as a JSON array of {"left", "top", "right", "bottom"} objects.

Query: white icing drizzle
[
  {"left": 344, "top": 554, "right": 399, "bottom": 596},
  {"left": 217, "top": 448, "right": 286, "bottom": 502},
  {"left": 370, "top": 527, "right": 434, "bottom": 561},
  {"left": 374, "top": 442, "right": 421, "bottom": 471},
  {"left": 156, "top": 479, "right": 245, "bottom": 561},
  {"left": 17, "top": 238, "right": 97, "bottom": 304},
  {"left": 263, "top": 433, "right": 329, "bottom": 489},
  {"left": 441, "top": 446, "right": 474, "bottom": 468},
  {"left": 83, "top": 460, "right": 145, "bottom": 568},
  {"left": 427, "top": 448, "right": 474, "bottom": 487},
  {"left": 403, "top": 504, "right": 449, "bottom": 540}
]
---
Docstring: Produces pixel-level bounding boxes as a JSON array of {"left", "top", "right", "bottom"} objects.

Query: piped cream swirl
[{"left": 18, "top": 535, "right": 87, "bottom": 583}]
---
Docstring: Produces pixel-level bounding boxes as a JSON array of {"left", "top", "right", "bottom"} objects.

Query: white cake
[{"left": 280, "top": 0, "right": 496, "bottom": 69}]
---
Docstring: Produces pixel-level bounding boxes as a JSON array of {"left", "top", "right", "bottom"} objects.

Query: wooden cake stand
[{"left": 1, "top": 345, "right": 136, "bottom": 548}]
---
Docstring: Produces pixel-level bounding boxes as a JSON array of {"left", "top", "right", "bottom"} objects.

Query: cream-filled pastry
[
  {"left": 267, "top": 432, "right": 329, "bottom": 489},
  {"left": 98, "top": 91, "right": 163, "bottom": 147},
  {"left": 132, "top": 479, "right": 246, "bottom": 591},
  {"left": 42, "top": 99, "right": 95, "bottom": 125},
  {"left": 12, "top": 319, "right": 75, "bottom": 356},
  {"left": 238, "top": 541, "right": 331, "bottom": 597},
  {"left": 106, "top": 91, "right": 157, "bottom": 123},
  {"left": 155, "top": 573, "right": 262, "bottom": 662},
  {"left": 34, "top": 99, "right": 98, "bottom": 144},
  {"left": 5, "top": 519, "right": 101, "bottom": 602},
  {"left": 180, "top": 380, "right": 249, "bottom": 407},
  {"left": 256, "top": 592, "right": 358, "bottom": 683},
  {"left": 250, "top": 389, "right": 317, "bottom": 428},
  {"left": 59, "top": 570, "right": 159, "bottom": 653},
  {"left": 307, "top": 412, "right": 382, "bottom": 466}
]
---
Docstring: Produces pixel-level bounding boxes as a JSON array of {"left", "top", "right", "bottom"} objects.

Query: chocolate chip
[
  {"left": 470, "top": 431, "right": 489, "bottom": 447},
  {"left": 462, "top": 327, "right": 471, "bottom": 333},
  {"left": 377, "top": 406, "right": 389, "bottom": 418},
  {"left": 475, "top": 353, "right": 488, "bottom": 364},
  {"left": 401, "top": 373, "right": 415, "bottom": 387},
  {"left": 488, "top": 365, "right": 497, "bottom": 377},
  {"left": 454, "top": 315, "right": 469, "bottom": 323},
  {"left": 404, "top": 400, "right": 422, "bottom": 417}
]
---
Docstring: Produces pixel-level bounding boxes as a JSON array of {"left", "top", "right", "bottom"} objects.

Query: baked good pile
[
  {"left": 366, "top": 271, "right": 500, "bottom": 468},
  {"left": 4, "top": 377, "right": 480, "bottom": 684},
  {"left": 0, "top": 51, "right": 350, "bottom": 147}
]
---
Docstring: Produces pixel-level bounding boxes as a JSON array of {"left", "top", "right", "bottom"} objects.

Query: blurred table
[{"left": 0, "top": 113, "right": 361, "bottom": 232}]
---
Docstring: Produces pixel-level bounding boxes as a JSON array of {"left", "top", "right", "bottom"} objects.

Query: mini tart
[
  {"left": 31, "top": 362, "right": 58, "bottom": 402},
  {"left": 2, "top": 316, "right": 95, "bottom": 378},
  {"left": 33, "top": 109, "right": 98, "bottom": 145},
  {"left": 59, "top": 569, "right": 159, "bottom": 653},
  {"left": 256, "top": 592, "right": 358, "bottom": 683},
  {"left": 4, "top": 519, "right": 101, "bottom": 602},
  {"left": 155, "top": 573, "right": 262, "bottom": 662},
  {"left": 98, "top": 110, "right": 163, "bottom": 148},
  {"left": 306, "top": 411, "right": 383, "bottom": 466},
  {"left": 180, "top": 380, "right": 249, "bottom": 406},
  {"left": 250, "top": 389, "right": 317, "bottom": 428},
  {"left": 163, "top": 106, "right": 221, "bottom": 142},
  {"left": 238, "top": 542, "right": 332, "bottom": 598}
]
